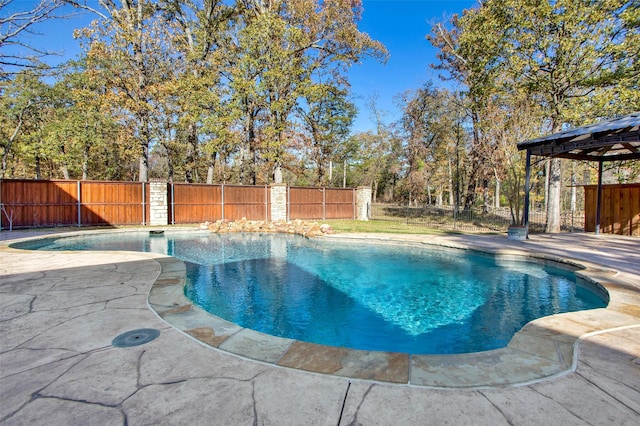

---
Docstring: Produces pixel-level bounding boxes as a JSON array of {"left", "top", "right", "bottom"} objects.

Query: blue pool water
[{"left": 18, "top": 231, "right": 607, "bottom": 354}]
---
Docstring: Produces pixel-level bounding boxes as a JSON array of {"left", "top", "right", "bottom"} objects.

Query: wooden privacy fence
[
  {"left": 169, "top": 183, "right": 271, "bottom": 224},
  {"left": 0, "top": 179, "right": 359, "bottom": 229},
  {"left": 288, "top": 187, "right": 356, "bottom": 220},
  {"left": 0, "top": 180, "right": 149, "bottom": 228},
  {"left": 584, "top": 184, "right": 640, "bottom": 236}
]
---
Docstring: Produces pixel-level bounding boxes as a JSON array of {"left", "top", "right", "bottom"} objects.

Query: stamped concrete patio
[{"left": 1, "top": 229, "right": 639, "bottom": 425}]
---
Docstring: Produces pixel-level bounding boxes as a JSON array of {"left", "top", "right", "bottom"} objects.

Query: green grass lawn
[{"left": 324, "top": 220, "right": 460, "bottom": 235}]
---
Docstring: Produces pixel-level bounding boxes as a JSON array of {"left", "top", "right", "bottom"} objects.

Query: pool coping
[{"left": 6, "top": 229, "right": 640, "bottom": 389}]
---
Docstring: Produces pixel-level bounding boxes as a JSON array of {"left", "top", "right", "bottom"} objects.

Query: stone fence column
[
  {"left": 356, "top": 186, "right": 372, "bottom": 221},
  {"left": 270, "top": 184, "right": 287, "bottom": 221},
  {"left": 149, "top": 180, "right": 168, "bottom": 226}
]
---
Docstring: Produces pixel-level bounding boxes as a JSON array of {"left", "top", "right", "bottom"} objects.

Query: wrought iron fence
[{"left": 370, "top": 203, "right": 585, "bottom": 234}]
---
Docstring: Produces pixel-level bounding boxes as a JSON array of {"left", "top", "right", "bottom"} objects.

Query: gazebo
[{"left": 517, "top": 112, "right": 640, "bottom": 235}]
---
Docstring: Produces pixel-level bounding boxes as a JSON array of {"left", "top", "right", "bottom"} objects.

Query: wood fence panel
[
  {"left": 1, "top": 180, "right": 78, "bottom": 227},
  {"left": 603, "top": 186, "right": 613, "bottom": 233},
  {"left": 620, "top": 187, "right": 631, "bottom": 236},
  {"left": 171, "top": 183, "right": 222, "bottom": 224},
  {"left": 633, "top": 187, "right": 640, "bottom": 236},
  {"left": 612, "top": 186, "right": 621, "bottom": 234},
  {"left": 584, "top": 184, "right": 640, "bottom": 236},
  {"left": 585, "top": 187, "right": 596, "bottom": 232},
  {"left": 289, "top": 187, "right": 324, "bottom": 219},
  {"left": 223, "top": 185, "right": 269, "bottom": 221},
  {"left": 80, "top": 181, "right": 147, "bottom": 225},
  {"left": 325, "top": 189, "right": 355, "bottom": 219}
]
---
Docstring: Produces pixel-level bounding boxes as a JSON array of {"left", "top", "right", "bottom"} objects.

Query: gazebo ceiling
[{"left": 517, "top": 112, "right": 640, "bottom": 161}]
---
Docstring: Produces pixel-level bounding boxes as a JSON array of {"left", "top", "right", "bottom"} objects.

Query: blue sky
[
  {"left": 15, "top": 0, "right": 478, "bottom": 133},
  {"left": 349, "top": 0, "right": 476, "bottom": 131}
]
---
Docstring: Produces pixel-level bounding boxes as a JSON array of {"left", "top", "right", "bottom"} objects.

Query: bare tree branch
[{"left": 0, "top": 0, "right": 93, "bottom": 78}]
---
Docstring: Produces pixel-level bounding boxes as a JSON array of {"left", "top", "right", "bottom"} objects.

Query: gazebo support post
[
  {"left": 523, "top": 150, "right": 532, "bottom": 238},
  {"left": 595, "top": 160, "right": 603, "bottom": 235}
]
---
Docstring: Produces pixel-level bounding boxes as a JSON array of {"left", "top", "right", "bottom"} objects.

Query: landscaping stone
[{"left": 201, "top": 218, "right": 334, "bottom": 238}]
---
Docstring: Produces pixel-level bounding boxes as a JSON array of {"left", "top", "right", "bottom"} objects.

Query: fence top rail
[
  {"left": 582, "top": 183, "right": 640, "bottom": 189},
  {"left": 289, "top": 186, "right": 355, "bottom": 191},
  {"left": 170, "top": 182, "right": 270, "bottom": 188},
  {"left": 0, "top": 179, "right": 149, "bottom": 185},
  {"left": 1, "top": 179, "right": 359, "bottom": 190}
]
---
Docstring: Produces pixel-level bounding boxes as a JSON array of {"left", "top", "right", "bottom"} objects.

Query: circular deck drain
[{"left": 112, "top": 328, "right": 160, "bottom": 348}]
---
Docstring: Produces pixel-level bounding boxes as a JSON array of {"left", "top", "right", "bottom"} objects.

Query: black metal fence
[{"left": 370, "top": 203, "right": 585, "bottom": 233}]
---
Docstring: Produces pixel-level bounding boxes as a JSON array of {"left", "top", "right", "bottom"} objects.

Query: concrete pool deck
[{"left": 1, "top": 229, "right": 639, "bottom": 424}]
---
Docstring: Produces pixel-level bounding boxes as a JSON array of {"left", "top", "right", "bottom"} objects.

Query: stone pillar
[
  {"left": 270, "top": 184, "right": 287, "bottom": 221},
  {"left": 356, "top": 186, "right": 372, "bottom": 221},
  {"left": 149, "top": 180, "right": 168, "bottom": 226}
]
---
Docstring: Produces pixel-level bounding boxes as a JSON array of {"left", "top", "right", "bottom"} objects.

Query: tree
[
  {"left": 427, "top": 9, "right": 501, "bottom": 211},
  {"left": 445, "top": 0, "right": 639, "bottom": 232},
  {"left": 0, "top": 72, "right": 54, "bottom": 178},
  {"left": 2, "top": 0, "right": 388, "bottom": 184},
  {"left": 350, "top": 97, "right": 402, "bottom": 201},
  {"left": 297, "top": 79, "right": 356, "bottom": 185},
  {"left": 0, "top": 0, "right": 70, "bottom": 79},
  {"left": 395, "top": 85, "right": 467, "bottom": 207},
  {"left": 78, "top": 0, "right": 171, "bottom": 182},
  {"left": 160, "top": 0, "right": 236, "bottom": 183},
  {"left": 230, "top": 0, "right": 386, "bottom": 184},
  {"left": 46, "top": 59, "right": 122, "bottom": 180}
]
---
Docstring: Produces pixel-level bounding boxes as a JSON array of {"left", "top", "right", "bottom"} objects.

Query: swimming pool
[{"left": 17, "top": 231, "right": 607, "bottom": 354}]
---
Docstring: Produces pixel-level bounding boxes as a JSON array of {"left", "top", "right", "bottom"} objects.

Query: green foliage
[
  {"left": 0, "top": 0, "right": 386, "bottom": 183},
  {"left": 1, "top": 72, "right": 55, "bottom": 178},
  {"left": 297, "top": 79, "right": 356, "bottom": 185},
  {"left": 424, "top": 0, "right": 639, "bottom": 228}
]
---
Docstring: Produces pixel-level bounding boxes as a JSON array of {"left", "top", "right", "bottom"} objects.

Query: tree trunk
[
  {"left": 372, "top": 180, "right": 378, "bottom": 203},
  {"left": 544, "top": 159, "right": 550, "bottom": 213},
  {"left": 1, "top": 107, "right": 27, "bottom": 179},
  {"left": 82, "top": 144, "right": 90, "bottom": 180},
  {"left": 448, "top": 159, "right": 454, "bottom": 206},
  {"left": 545, "top": 112, "right": 563, "bottom": 233},
  {"left": 464, "top": 176, "right": 478, "bottom": 210},
  {"left": 274, "top": 163, "right": 283, "bottom": 184},
  {"left": 238, "top": 144, "right": 246, "bottom": 184},
  {"left": 135, "top": 13, "right": 149, "bottom": 183},
  {"left": 545, "top": 158, "right": 562, "bottom": 232},
  {"left": 206, "top": 152, "right": 216, "bottom": 184},
  {"left": 316, "top": 162, "right": 325, "bottom": 185},
  {"left": 138, "top": 119, "right": 149, "bottom": 182},
  {"left": 482, "top": 179, "right": 489, "bottom": 214},
  {"left": 35, "top": 156, "right": 41, "bottom": 179},
  {"left": 464, "top": 109, "right": 481, "bottom": 210},
  {"left": 248, "top": 117, "right": 257, "bottom": 185},
  {"left": 185, "top": 123, "right": 199, "bottom": 183},
  {"left": 139, "top": 154, "right": 148, "bottom": 182},
  {"left": 167, "top": 147, "right": 175, "bottom": 183},
  {"left": 494, "top": 169, "right": 500, "bottom": 208}
]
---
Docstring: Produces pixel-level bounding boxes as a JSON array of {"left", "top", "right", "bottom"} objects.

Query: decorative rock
[
  {"left": 320, "top": 224, "right": 335, "bottom": 234},
  {"left": 198, "top": 219, "right": 332, "bottom": 238}
]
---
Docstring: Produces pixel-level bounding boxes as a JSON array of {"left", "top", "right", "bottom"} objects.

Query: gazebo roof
[{"left": 517, "top": 112, "right": 640, "bottom": 161}]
